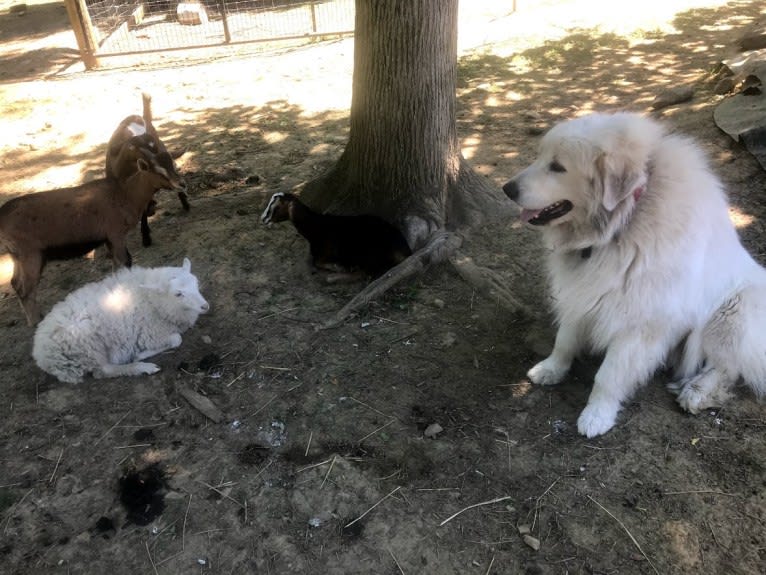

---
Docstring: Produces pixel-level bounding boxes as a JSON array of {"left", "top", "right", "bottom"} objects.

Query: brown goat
[
  {"left": 0, "top": 139, "right": 185, "bottom": 325},
  {"left": 105, "top": 92, "right": 189, "bottom": 247}
]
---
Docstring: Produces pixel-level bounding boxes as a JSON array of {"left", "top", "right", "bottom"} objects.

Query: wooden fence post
[
  {"left": 310, "top": 2, "right": 318, "bottom": 33},
  {"left": 219, "top": 0, "right": 232, "bottom": 43},
  {"left": 63, "top": 0, "right": 100, "bottom": 69}
]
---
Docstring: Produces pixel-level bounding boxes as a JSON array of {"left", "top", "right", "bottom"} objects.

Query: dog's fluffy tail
[{"left": 705, "top": 285, "right": 766, "bottom": 398}]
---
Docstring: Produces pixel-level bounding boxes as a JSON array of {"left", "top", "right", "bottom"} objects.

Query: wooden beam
[{"left": 63, "top": 0, "right": 100, "bottom": 69}]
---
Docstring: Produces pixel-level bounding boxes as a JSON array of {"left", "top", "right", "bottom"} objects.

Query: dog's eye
[{"left": 549, "top": 160, "right": 567, "bottom": 173}]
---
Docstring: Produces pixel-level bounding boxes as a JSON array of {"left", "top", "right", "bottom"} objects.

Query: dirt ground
[{"left": 1, "top": 1, "right": 766, "bottom": 573}]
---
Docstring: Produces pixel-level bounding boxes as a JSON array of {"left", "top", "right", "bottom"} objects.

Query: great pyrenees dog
[{"left": 503, "top": 112, "right": 766, "bottom": 438}]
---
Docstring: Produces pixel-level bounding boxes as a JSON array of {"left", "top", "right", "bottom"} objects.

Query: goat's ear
[
  {"left": 596, "top": 151, "right": 646, "bottom": 211},
  {"left": 182, "top": 258, "right": 191, "bottom": 272},
  {"left": 136, "top": 158, "right": 150, "bottom": 172}
]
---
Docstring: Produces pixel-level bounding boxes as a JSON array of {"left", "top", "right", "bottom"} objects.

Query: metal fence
[{"left": 66, "top": 0, "right": 354, "bottom": 66}]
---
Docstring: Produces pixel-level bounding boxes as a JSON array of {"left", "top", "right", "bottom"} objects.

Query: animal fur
[
  {"left": 106, "top": 92, "right": 189, "bottom": 247},
  {"left": 503, "top": 112, "right": 766, "bottom": 437},
  {"left": 33, "top": 258, "right": 208, "bottom": 384},
  {"left": 261, "top": 192, "right": 412, "bottom": 279},
  {"left": 0, "top": 139, "right": 185, "bottom": 325}
]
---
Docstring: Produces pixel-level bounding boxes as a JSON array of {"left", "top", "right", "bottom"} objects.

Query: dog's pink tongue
[{"left": 520, "top": 208, "right": 541, "bottom": 223}]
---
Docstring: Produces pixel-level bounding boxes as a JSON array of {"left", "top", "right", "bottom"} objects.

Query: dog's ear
[{"left": 596, "top": 152, "right": 647, "bottom": 211}]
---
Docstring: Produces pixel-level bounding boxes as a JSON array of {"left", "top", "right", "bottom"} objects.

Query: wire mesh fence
[{"left": 78, "top": 0, "right": 354, "bottom": 58}]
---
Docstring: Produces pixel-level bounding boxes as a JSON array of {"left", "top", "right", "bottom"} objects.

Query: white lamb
[{"left": 33, "top": 258, "right": 209, "bottom": 384}]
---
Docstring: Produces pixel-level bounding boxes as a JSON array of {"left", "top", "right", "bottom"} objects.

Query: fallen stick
[
  {"left": 345, "top": 486, "right": 402, "bottom": 529},
  {"left": 179, "top": 386, "right": 224, "bottom": 423},
  {"left": 587, "top": 495, "right": 659, "bottom": 575},
  {"left": 439, "top": 495, "right": 513, "bottom": 527}
]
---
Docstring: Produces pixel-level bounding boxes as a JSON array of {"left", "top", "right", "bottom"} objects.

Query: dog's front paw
[
  {"left": 577, "top": 401, "right": 619, "bottom": 438},
  {"left": 527, "top": 357, "right": 569, "bottom": 386}
]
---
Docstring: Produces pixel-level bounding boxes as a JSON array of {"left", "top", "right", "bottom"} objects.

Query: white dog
[{"left": 503, "top": 112, "right": 766, "bottom": 437}]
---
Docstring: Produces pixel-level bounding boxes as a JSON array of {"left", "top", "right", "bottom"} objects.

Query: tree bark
[{"left": 302, "top": 0, "right": 510, "bottom": 249}]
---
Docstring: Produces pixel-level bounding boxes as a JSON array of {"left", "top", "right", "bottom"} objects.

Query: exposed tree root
[
  {"left": 319, "top": 230, "right": 536, "bottom": 329},
  {"left": 318, "top": 231, "right": 462, "bottom": 329},
  {"left": 448, "top": 251, "right": 536, "bottom": 319}
]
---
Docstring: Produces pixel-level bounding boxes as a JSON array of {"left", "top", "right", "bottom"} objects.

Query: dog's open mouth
[{"left": 520, "top": 200, "right": 573, "bottom": 226}]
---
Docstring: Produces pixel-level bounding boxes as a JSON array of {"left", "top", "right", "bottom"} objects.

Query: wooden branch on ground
[
  {"left": 179, "top": 386, "right": 225, "bottom": 423},
  {"left": 449, "top": 251, "right": 536, "bottom": 318},
  {"left": 320, "top": 230, "right": 535, "bottom": 329},
  {"left": 319, "top": 231, "right": 462, "bottom": 329}
]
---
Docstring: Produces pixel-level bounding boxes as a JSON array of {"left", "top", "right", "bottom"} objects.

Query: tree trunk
[{"left": 301, "top": 0, "right": 509, "bottom": 249}]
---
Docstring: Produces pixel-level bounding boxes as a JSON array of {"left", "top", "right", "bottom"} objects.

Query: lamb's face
[{"left": 168, "top": 274, "right": 209, "bottom": 318}]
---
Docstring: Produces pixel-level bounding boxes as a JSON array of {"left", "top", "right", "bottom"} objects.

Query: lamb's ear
[
  {"left": 596, "top": 151, "right": 646, "bottom": 211},
  {"left": 182, "top": 258, "right": 191, "bottom": 272}
]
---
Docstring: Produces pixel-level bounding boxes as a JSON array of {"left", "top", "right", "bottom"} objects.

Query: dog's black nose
[{"left": 502, "top": 179, "right": 520, "bottom": 201}]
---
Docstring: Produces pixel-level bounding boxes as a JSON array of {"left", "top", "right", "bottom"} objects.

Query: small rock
[
  {"left": 201, "top": 335, "right": 212, "bottom": 344},
  {"left": 651, "top": 85, "right": 694, "bottom": 110},
  {"left": 245, "top": 174, "right": 261, "bottom": 185},
  {"left": 739, "top": 21, "right": 766, "bottom": 51},
  {"left": 740, "top": 74, "right": 763, "bottom": 96},
  {"left": 424, "top": 423, "right": 443, "bottom": 439},
  {"left": 433, "top": 298, "right": 445, "bottom": 309},
  {"left": 517, "top": 524, "right": 531, "bottom": 535},
  {"left": 523, "top": 534, "right": 541, "bottom": 551},
  {"left": 439, "top": 332, "right": 457, "bottom": 348},
  {"left": 714, "top": 76, "right": 736, "bottom": 95}
]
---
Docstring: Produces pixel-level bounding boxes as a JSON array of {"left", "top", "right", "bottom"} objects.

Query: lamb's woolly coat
[{"left": 33, "top": 258, "right": 208, "bottom": 383}]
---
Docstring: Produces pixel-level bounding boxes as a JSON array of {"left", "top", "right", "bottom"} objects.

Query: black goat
[{"left": 261, "top": 192, "right": 412, "bottom": 279}]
